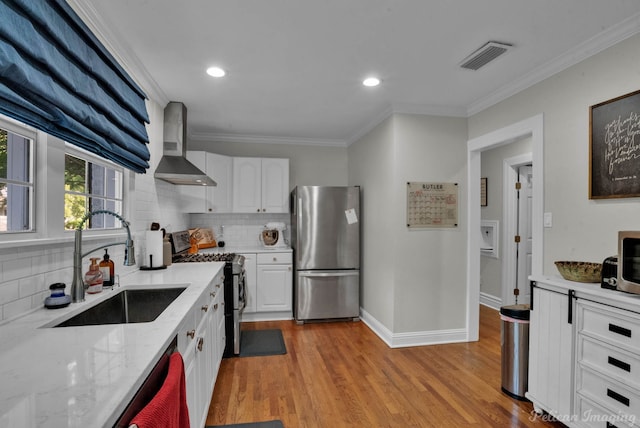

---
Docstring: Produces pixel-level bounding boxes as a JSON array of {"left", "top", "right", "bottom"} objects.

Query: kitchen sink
[{"left": 53, "top": 287, "right": 187, "bottom": 327}]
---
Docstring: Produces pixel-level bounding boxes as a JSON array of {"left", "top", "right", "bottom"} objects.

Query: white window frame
[
  {"left": 0, "top": 117, "right": 36, "bottom": 235},
  {"left": 64, "top": 144, "right": 125, "bottom": 232},
  {"left": 0, "top": 114, "right": 132, "bottom": 247}
]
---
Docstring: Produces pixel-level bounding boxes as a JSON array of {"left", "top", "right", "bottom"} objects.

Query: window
[
  {"left": 0, "top": 126, "right": 34, "bottom": 233},
  {"left": 64, "top": 150, "right": 123, "bottom": 231}
]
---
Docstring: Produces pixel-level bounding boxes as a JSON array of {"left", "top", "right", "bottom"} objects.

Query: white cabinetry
[
  {"left": 527, "top": 283, "right": 574, "bottom": 419},
  {"left": 241, "top": 251, "right": 293, "bottom": 321},
  {"left": 232, "top": 157, "right": 289, "bottom": 213},
  {"left": 256, "top": 252, "right": 292, "bottom": 312},
  {"left": 180, "top": 151, "right": 233, "bottom": 213},
  {"left": 574, "top": 299, "right": 640, "bottom": 427},
  {"left": 177, "top": 270, "right": 225, "bottom": 428}
]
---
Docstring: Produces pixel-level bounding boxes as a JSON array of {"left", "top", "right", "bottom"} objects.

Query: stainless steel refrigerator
[{"left": 290, "top": 186, "right": 360, "bottom": 323}]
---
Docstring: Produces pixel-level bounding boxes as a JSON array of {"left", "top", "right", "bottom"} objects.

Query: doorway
[
  {"left": 466, "top": 114, "right": 544, "bottom": 342},
  {"left": 502, "top": 158, "right": 533, "bottom": 307}
]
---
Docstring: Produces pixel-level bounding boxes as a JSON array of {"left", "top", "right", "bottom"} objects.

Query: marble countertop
[{"left": 0, "top": 262, "right": 225, "bottom": 428}]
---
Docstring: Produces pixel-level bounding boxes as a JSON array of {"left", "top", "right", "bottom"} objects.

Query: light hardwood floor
[{"left": 207, "top": 305, "right": 565, "bottom": 427}]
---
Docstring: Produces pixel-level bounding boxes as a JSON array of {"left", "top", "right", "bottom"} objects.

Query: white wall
[
  {"left": 349, "top": 113, "right": 468, "bottom": 337},
  {"left": 469, "top": 33, "right": 640, "bottom": 275},
  {"left": 347, "top": 116, "right": 396, "bottom": 329}
]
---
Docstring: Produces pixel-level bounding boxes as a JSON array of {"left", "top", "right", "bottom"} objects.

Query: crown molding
[
  {"left": 66, "top": 0, "right": 169, "bottom": 106},
  {"left": 467, "top": 12, "right": 640, "bottom": 116},
  {"left": 190, "top": 131, "right": 349, "bottom": 147},
  {"left": 392, "top": 102, "right": 468, "bottom": 118}
]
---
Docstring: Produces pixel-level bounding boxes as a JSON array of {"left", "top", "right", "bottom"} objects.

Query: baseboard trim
[
  {"left": 480, "top": 292, "right": 502, "bottom": 310},
  {"left": 360, "top": 308, "right": 469, "bottom": 349}
]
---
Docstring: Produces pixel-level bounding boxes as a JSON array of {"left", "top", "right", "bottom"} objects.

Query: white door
[{"left": 516, "top": 165, "right": 533, "bottom": 304}]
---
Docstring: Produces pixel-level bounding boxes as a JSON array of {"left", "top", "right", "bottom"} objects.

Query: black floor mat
[
  {"left": 239, "top": 329, "right": 286, "bottom": 357},
  {"left": 207, "top": 421, "right": 283, "bottom": 428}
]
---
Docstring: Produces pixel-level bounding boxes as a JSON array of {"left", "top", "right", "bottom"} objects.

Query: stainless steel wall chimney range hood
[{"left": 154, "top": 102, "right": 217, "bottom": 186}]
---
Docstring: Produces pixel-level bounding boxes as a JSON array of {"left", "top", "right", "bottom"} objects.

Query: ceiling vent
[{"left": 459, "top": 41, "right": 512, "bottom": 71}]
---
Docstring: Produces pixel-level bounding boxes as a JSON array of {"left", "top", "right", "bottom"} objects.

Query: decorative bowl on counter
[{"left": 554, "top": 261, "right": 602, "bottom": 283}]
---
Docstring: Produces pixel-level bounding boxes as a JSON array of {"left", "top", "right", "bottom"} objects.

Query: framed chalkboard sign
[{"left": 590, "top": 89, "right": 640, "bottom": 199}]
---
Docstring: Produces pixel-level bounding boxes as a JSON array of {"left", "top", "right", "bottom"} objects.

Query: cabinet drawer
[
  {"left": 577, "top": 367, "right": 640, "bottom": 421},
  {"left": 580, "top": 301, "right": 640, "bottom": 354},
  {"left": 257, "top": 252, "right": 292, "bottom": 264},
  {"left": 575, "top": 393, "right": 635, "bottom": 428},
  {"left": 580, "top": 336, "right": 640, "bottom": 389}
]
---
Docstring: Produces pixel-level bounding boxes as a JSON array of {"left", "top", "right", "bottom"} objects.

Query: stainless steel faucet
[{"left": 70, "top": 210, "right": 136, "bottom": 302}]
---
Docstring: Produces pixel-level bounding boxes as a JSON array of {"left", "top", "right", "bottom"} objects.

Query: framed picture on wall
[{"left": 589, "top": 89, "right": 640, "bottom": 199}]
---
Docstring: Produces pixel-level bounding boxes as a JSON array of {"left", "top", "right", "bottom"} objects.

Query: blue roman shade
[{"left": 0, "top": 0, "right": 151, "bottom": 173}]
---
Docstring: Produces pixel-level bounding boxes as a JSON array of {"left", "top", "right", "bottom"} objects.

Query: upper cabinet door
[
  {"left": 261, "top": 158, "right": 289, "bottom": 213},
  {"left": 232, "top": 157, "right": 289, "bottom": 213},
  {"left": 233, "top": 157, "right": 262, "bottom": 213},
  {"left": 208, "top": 153, "right": 233, "bottom": 213}
]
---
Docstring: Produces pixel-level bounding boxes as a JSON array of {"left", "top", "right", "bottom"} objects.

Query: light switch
[{"left": 543, "top": 212, "right": 552, "bottom": 228}]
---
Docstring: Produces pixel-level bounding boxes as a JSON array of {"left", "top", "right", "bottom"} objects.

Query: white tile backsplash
[{"left": 190, "top": 213, "right": 291, "bottom": 247}]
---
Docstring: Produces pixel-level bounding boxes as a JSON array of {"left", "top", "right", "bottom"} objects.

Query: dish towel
[{"left": 129, "top": 352, "right": 190, "bottom": 428}]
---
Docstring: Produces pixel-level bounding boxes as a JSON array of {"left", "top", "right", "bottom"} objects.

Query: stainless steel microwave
[{"left": 618, "top": 231, "right": 640, "bottom": 294}]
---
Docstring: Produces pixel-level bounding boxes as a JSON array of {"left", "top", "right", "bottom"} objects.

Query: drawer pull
[
  {"left": 186, "top": 330, "right": 195, "bottom": 339},
  {"left": 210, "top": 291, "right": 216, "bottom": 298},
  {"left": 197, "top": 337, "right": 204, "bottom": 352},
  {"left": 607, "top": 388, "right": 630, "bottom": 407},
  {"left": 201, "top": 305, "right": 209, "bottom": 312},
  {"left": 214, "top": 303, "right": 219, "bottom": 310},
  {"left": 608, "top": 356, "right": 631, "bottom": 372},
  {"left": 609, "top": 323, "right": 632, "bottom": 338}
]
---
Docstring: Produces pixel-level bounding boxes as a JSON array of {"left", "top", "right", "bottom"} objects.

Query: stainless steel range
[{"left": 170, "top": 231, "right": 246, "bottom": 356}]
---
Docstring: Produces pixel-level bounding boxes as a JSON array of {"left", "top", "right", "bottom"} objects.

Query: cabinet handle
[
  {"left": 609, "top": 323, "right": 632, "bottom": 338},
  {"left": 210, "top": 292, "right": 216, "bottom": 298},
  {"left": 201, "top": 305, "right": 209, "bottom": 312},
  {"left": 568, "top": 289, "right": 575, "bottom": 324},
  {"left": 262, "top": 208, "right": 266, "bottom": 212},
  {"left": 607, "top": 388, "right": 630, "bottom": 407},
  {"left": 257, "top": 208, "right": 260, "bottom": 212},
  {"left": 288, "top": 266, "right": 292, "bottom": 271},
  {"left": 214, "top": 303, "right": 219, "bottom": 310},
  {"left": 530, "top": 281, "right": 535, "bottom": 310},
  {"left": 186, "top": 329, "right": 195, "bottom": 339},
  {"left": 608, "top": 356, "right": 631, "bottom": 372},
  {"left": 273, "top": 257, "right": 277, "bottom": 262},
  {"left": 197, "top": 337, "right": 204, "bottom": 352}
]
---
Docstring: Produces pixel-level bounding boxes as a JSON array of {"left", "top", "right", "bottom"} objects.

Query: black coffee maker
[{"left": 601, "top": 255, "right": 618, "bottom": 290}]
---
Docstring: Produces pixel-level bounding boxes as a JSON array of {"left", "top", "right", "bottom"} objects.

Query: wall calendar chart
[{"left": 406, "top": 182, "right": 458, "bottom": 228}]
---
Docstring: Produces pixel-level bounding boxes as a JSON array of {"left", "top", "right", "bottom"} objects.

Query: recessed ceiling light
[
  {"left": 206, "top": 66, "right": 226, "bottom": 77},
  {"left": 362, "top": 77, "right": 381, "bottom": 87}
]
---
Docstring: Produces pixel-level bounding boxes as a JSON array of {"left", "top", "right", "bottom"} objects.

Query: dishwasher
[{"left": 113, "top": 336, "right": 178, "bottom": 427}]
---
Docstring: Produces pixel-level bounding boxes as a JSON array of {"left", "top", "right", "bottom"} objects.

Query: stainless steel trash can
[{"left": 500, "top": 304, "right": 530, "bottom": 401}]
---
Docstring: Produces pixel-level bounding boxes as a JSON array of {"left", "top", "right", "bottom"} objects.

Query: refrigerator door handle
[{"left": 298, "top": 271, "right": 359, "bottom": 277}]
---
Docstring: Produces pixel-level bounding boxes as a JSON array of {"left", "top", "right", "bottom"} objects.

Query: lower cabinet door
[{"left": 256, "top": 264, "right": 292, "bottom": 311}]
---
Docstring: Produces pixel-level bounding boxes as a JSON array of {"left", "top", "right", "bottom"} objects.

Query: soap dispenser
[
  {"left": 99, "top": 249, "right": 115, "bottom": 287},
  {"left": 85, "top": 257, "right": 104, "bottom": 294}
]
